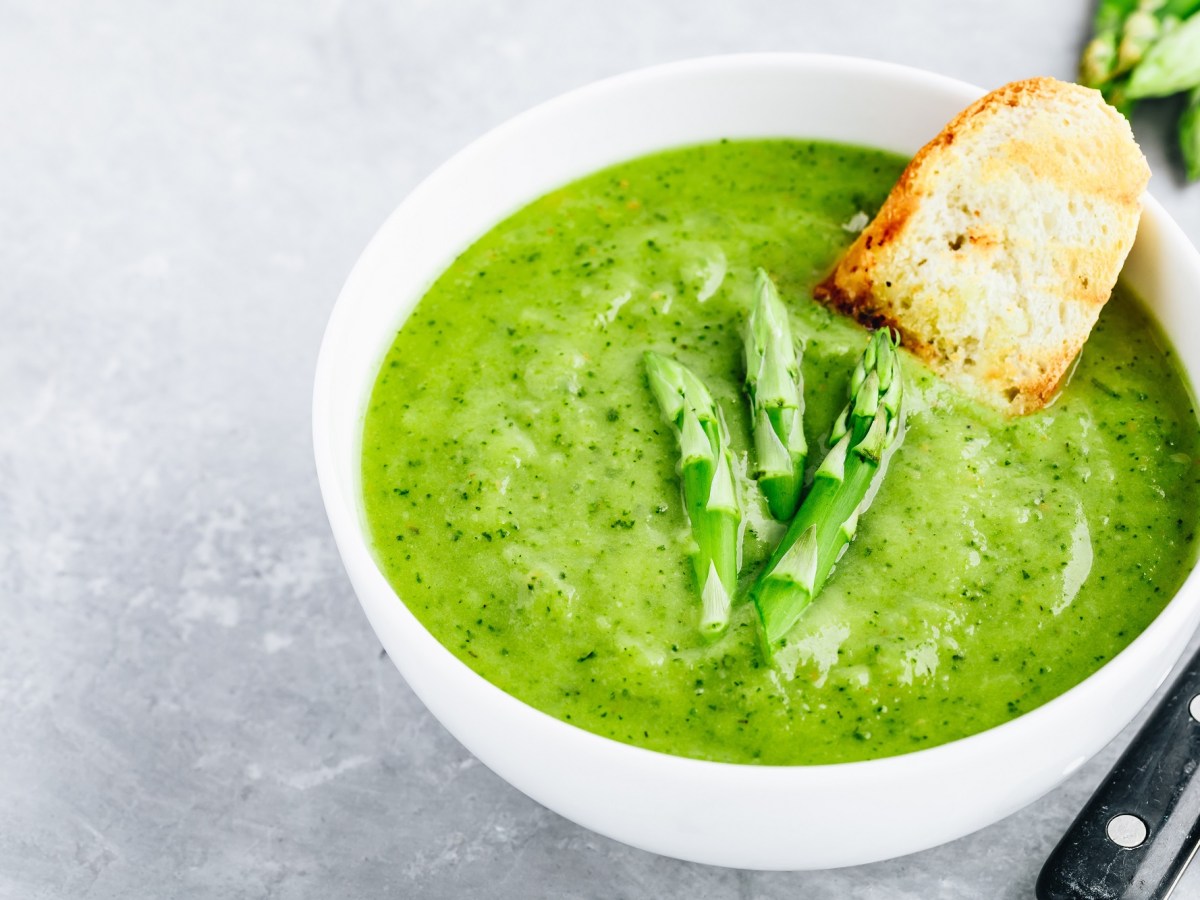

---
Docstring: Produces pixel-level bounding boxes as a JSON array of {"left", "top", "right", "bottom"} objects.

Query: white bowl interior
[{"left": 314, "top": 54, "right": 1200, "bottom": 869}]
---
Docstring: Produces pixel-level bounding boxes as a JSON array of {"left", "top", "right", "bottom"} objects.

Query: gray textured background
[{"left": 3, "top": 2, "right": 1199, "bottom": 897}]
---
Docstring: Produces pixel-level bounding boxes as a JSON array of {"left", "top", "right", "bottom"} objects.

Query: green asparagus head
[
  {"left": 745, "top": 268, "right": 799, "bottom": 397},
  {"left": 753, "top": 327, "right": 905, "bottom": 650},
  {"left": 744, "top": 269, "right": 807, "bottom": 520},
  {"left": 643, "top": 351, "right": 741, "bottom": 639},
  {"left": 831, "top": 328, "right": 903, "bottom": 452},
  {"left": 1118, "top": 9, "right": 1163, "bottom": 77},
  {"left": 1082, "top": 34, "right": 1120, "bottom": 88},
  {"left": 644, "top": 350, "right": 717, "bottom": 430}
]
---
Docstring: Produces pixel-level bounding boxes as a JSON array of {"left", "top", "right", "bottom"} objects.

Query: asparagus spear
[
  {"left": 1127, "top": 10, "right": 1200, "bottom": 97},
  {"left": 1080, "top": 0, "right": 1140, "bottom": 88},
  {"left": 743, "top": 269, "right": 807, "bottom": 521},
  {"left": 644, "top": 351, "right": 741, "bottom": 637},
  {"left": 1181, "top": 86, "right": 1200, "bottom": 180},
  {"left": 749, "top": 329, "right": 904, "bottom": 649},
  {"left": 1116, "top": 6, "right": 1165, "bottom": 79}
]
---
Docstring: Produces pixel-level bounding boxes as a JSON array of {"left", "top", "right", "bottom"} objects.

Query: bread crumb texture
[{"left": 815, "top": 77, "right": 1149, "bottom": 415}]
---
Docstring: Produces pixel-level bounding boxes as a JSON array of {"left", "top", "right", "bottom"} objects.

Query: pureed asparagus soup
[{"left": 361, "top": 140, "right": 1200, "bottom": 765}]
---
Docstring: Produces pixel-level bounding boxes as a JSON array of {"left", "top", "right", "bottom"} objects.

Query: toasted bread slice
[{"left": 814, "top": 77, "right": 1149, "bottom": 415}]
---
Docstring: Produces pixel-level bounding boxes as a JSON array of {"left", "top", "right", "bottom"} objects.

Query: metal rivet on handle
[
  {"left": 1107, "top": 814, "right": 1148, "bottom": 848},
  {"left": 1189, "top": 694, "right": 1200, "bottom": 723}
]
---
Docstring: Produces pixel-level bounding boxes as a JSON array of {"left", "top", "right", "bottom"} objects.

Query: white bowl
[{"left": 313, "top": 54, "right": 1200, "bottom": 870}]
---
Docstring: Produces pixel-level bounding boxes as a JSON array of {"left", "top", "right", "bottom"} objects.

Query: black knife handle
[{"left": 1037, "top": 647, "right": 1200, "bottom": 900}]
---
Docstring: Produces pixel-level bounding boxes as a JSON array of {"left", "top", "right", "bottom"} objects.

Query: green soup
[{"left": 361, "top": 140, "right": 1200, "bottom": 765}]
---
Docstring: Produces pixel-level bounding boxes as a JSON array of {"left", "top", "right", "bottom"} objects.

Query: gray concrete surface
[{"left": 2, "top": 2, "right": 1199, "bottom": 897}]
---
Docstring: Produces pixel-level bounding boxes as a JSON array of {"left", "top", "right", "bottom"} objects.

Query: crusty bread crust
[{"left": 815, "top": 77, "right": 1149, "bottom": 415}]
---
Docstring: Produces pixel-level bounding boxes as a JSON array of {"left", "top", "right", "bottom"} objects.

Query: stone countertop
[{"left": 3, "top": 2, "right": 1198, "bottom": 897}]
